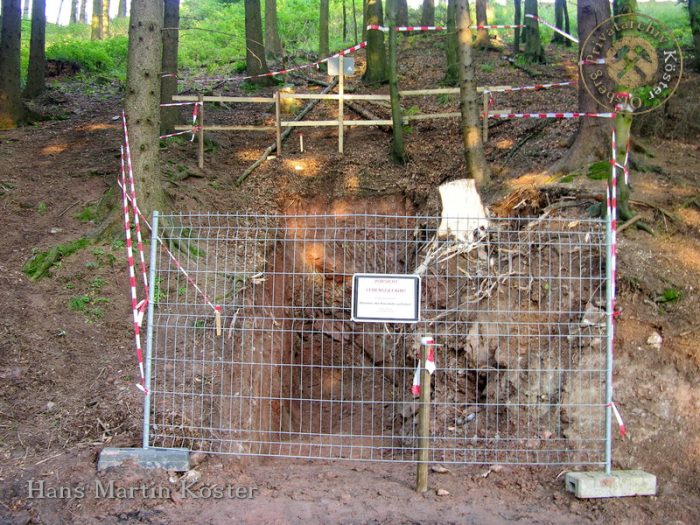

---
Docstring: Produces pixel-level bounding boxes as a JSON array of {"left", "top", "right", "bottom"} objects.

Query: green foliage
[
  {"left": 69, "top": 295, "right": 91, "bottom": 312},
  {"left": 46, "top": 37, "right": 128, "bottom": 78},
  {"left": 23, "top": 238, "right": 91, "bottom": 281},
  {"left": 37, "top": 202, "right": 47, "bottom": 215},
  {"left": 656, "top": 287, "right": 682, "bottom": 303},
  {"left": 586, "top": 161, "right": 610, "bottom": 181}
]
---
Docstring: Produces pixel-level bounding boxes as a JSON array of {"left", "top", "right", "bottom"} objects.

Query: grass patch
[{"left": 23, "top": 238, "right": 91, "bottom": 281}]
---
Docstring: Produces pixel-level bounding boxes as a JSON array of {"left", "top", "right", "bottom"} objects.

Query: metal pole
[
  {"left": 275, "top": 90, "right": 282, "bottom": 156},
  {"left": 482, "top": 91, "right": 489, "bottom": 143},
  {"left": 604, "top": 129, "right": 615, "bottom": 474},
  {"left": 143, "top": 211, "right": 159, "bottom": 449},
  {"left": 416, "top": 343, "right": 431, "bottom": 492},
  {"left": 338, "top": 55, "right": 345, "bottom": 154},
  {"left": 198, "top": 94, "right": 204, "bottom": 169}
]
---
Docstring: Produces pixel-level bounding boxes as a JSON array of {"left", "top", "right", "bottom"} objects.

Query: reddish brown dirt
[{"left": 1, "top": 41, "right": 699, "bottom": 524}]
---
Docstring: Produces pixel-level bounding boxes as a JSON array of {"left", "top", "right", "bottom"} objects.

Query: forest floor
[{"left": 1, "top": 36, "right": 699, "bottom": 524}]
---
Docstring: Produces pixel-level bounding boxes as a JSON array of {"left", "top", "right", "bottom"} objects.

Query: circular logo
[{"left": 579, "top": 14, "right": 683, "bottom": 114}]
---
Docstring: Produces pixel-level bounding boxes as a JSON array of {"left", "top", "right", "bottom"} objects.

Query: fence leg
[
  {"left": 198, "top": 94, "right": 204, "bottom": 169},
  {"left": 416, "top": 343, "right": 431, "bottom": 493},
  {"left": 143, "top": 211, "right": 159, "bottom": 449},
  {"left": 338, "top": 55, "right": 345, "bottom": 154},
  {"left": 275, "top": 90, "right": 282, "bottom": 156}
]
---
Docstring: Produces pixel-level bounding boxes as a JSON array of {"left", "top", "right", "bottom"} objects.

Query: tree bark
[
  {"left": 101, "top": 0, "right": 109, "bottom": 37},
  {"left": 125, "top": 0, "right": 166, "bottom": 219},
  {"left": 444, "top": 0, "right": 458, "bottom": 85},
  {"left": 397, "top": 0, "right": 408, "bottom": 26},
  {"left": 244, "top": 0, "right": 274, "bottom": 86},
  {"left": 362, "top": 0, "right": 367, "bottom": 41},
  {"left": 386, "top": 0, "right": 405, "bottom": 163},
  {"left": 513, "top": 0, "right": 521, "bottom": 52},
  {"left": 691, "top": 0, "right": 700, "bottom": 72},
  {"left": 91, "top": 0, "right": 102, "bottom": 40},
  {"left": 363, "top": 0, "right": 386, "bottom": 84},
  {"left": 160, "top": 0, "right": 179, "bottom": 135},
  {"left": 421, "top": 0, "right": 435, "bottom": 26},
  {"left": 523, "top": 0, "right": 544, "bottom": 63},
  {"left": 563, "top": 0, "right": 570, "bottom": 47},
  {"left": 69, "top": 0, "right": 78, "bottom": 23},
  {"left": 117, "top": 0, "right": 126, "bottom": 17},
  {"left": 265, "top": 0, "right": 282, "bottom": 57},
  {"left": 551, "top": 0, "right": 611, "bottom": 174},
  {"left": 24, "top": 0, "right": 46, "bottom": 99},
  {"left": 320, "top": 0, "right": 329, "bottom": 59},
  {"left": 552, "top": 0, "right": 564, "bottom": 43},
  {"left": 79, "top": 0, "right": 87, "bottom": 23},
  {"left": 342, "top": 0, "right": 347, "bottom": 41},
  {"left": 0, "top": 0, "right": 23, "bottom": 129},
  {"left": 352, "top": 0, "right": 358, "bottom": 43},
  {"left": 456, "top": 0, "right": 489, "bottom": 187},
  {"left": 474, "top": 0, "right": 491, "bottom": 48}
]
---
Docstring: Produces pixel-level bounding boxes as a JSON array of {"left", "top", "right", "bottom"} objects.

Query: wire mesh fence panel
[{"left": 146, "top": 211, "right": 608, "bottom": 466}]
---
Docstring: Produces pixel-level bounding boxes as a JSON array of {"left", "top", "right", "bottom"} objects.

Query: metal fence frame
[{"left": 143, "top": 211, "right": 613, "bottom": 469}]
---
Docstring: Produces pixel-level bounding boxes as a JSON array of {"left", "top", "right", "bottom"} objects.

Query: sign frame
[{"left": 351, "top": 273, "right": 421, "bottom": 323}]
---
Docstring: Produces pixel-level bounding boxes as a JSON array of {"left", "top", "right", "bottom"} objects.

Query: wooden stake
[
  {"left": 482, "top": 91, "right": 489, "bottom": 143},
  {"left": 300, "top": 133, "right": 304, "bottom": 153},
  {"left": 215, "top": 306, "right": 222, "bottom": 336},
  {"left": 416, "top": 342, "right": 431, "bottom": 493},
  {"left": 198, "top": 94, "right": 204, "bottom": 169},
  {"left": 338, "top": 55, "right": 345, "bottom": 154},
  {"left": 275, "top": 90, "right": 282, "bottom": 156}
]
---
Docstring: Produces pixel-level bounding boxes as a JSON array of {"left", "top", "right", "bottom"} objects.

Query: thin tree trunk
[
  {"left": 352, "top": 0, "right": 358, "bottom": 43},
  {"left": 160, "top": 0, "right": 179, "bottom": 135},
  {"left": 397, "top": 0, "right": 408, "bottom": 26},
  {"left": 563, "top": 0, "right": 570, "bottom": 47},
  {"left": 244, "top": 0, "right": 274, "bottom": 86},
  {"left": 320, "top": 0, "right": 329, "bottom": 59},
  {"left": 691, "top": 0, "right": 700, "bottom": 72},
  {"left": 456, "top": 0, "right": 489, "bottom": 186},
  {"left": 117, "top": 0, "right": 125, "bottom": 17},
  {"left": 0, "top": 0, "right": 23, "bottom": 129},
  {"left": 614, "top": 0, "right": 637, "bottom": 16},
  {"left": 91, "top": 0, "right": 101, "bottom": 40},
  {"left": 22, "top": 0, "right": 28, "bottom": 17},
  {"left": 523, "top": 0, "right": 544, "bottom": 63},
  {"left": 474, "top": 0, "right": 491, "bottom": 48},
  {"left": 444, "top": 0, "right": 458, "bottom": 85},
  {"left": 56, "top": 0, "right": 64, "bottom": 23},
  {"left": 421, "top": 0, "right": 435, "bottom": 26},
  {"left": 24, "top": 0, "right": 46, "bottom": 99},
  {"left": 513, "top": 0, "right": 521, "bottom": 52},
  {"left": 79, "top": 0, "right": 87, "bottom": 23},
  {"left": 551, "top": 0, "right": 611, "bottom": 174},
  {"left": 386, "top": 0, "right": 405, "bottom": 163},
  {"left": 265, "top": 0, "right": 282, "bottom": 57},
  {"left": 363, "top": 0, "right": 386, "bottom": 84},
  {"left": 101, "top": 0, "right": 109, "bottom": 38},
  {"left": 126, "top": 0, "right": 166, "bottom": 219},
  {"left": 552, "top": 0, "right": 564, "bottom": 43},
  {"left": 342, "top": 0, "right": 347, "bottom": 41},
  {"left": 362, "top": 0, "right": 367, "bottom": 42},
  {"left": 69, "top": 0, "right": 78, "bottom": 23}
]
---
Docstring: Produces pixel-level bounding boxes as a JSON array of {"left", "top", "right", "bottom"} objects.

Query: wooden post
[
  {"left": 482, "top": 90, "right": 489, "bottom": 143},
  {"left": 198, "top": 94, "right": 204, "bottom": 169},
  {"left": 338, "top": 54, "right": 345, "bottom": 154},
  {"left": 416, "top": 341, "right": 431, "bottom": 493},
  {"left": 275, "top": 90, "right": 282, "bottom": 156}
]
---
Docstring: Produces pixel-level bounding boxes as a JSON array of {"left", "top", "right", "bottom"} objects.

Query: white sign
[{"left": 351, "top": 274, "right": 421, "bottom": 323}]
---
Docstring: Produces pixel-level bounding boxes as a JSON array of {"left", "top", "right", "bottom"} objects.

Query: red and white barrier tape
[
  {"left": 525, "top": 14, "right": 579, "bottom": 44},
  {"left": 609, "top": 402, "right": 626, "bottom": 438},
  {"left": 487, "top": 112, "right": 614, "bottom": 119},
  {"left": 484, "top": 81, "right": 575, "bottom": 94},
  {"left": 367, "top": 24, "right": 524, "bottom": 32},
  {"left": 160, "top": 101, "right": 197, "bottom": 107},
  {"left": 411, "top": 336, "right": 438, "bottom": 397}
]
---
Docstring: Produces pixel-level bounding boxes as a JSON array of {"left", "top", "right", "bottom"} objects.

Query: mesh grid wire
[{"left": 146, "top": 212, "right": 608, "bottom": 466}]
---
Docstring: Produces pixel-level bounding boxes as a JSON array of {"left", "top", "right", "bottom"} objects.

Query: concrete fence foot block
[
  {"left": 565, "top": 470, "right": 656, "bottom": 499},
  {"left": 98, "top": 447, "right": 190, "bottom": 472}
]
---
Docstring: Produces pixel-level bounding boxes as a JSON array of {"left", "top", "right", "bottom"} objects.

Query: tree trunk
[
  {"left": 362, "top": 0, "right": 367, "bottom": 42},
  {"left": 320, "top": 0, "right": 329, "bottom": 59},
  {"left": 342, "top": 0, "right": 347, "bottom": 41},
  {"left": 691, "top": 0, "right": 700, "bottom": 72},
  {"left": 244, "top": 0, "right": 274, "bottom": 86},
  {"left": 160, "top": 0, "right": 179, "bottom": 135},
  {"left": 117, "top": 0, "right": 126, "bottom": 17},
  {"left": 613, "top": 106, "right": 634, "bottom": 220},
  {"left": 456, "top": 0, "right": 489, "bottom": 187},
  {"left": 0, "top": 0, "right": 23, "bottom": 129},
  {"left": 24, "top": 0, "right": 46, "bottom": 99},
  {"left": 363, "top": 0, "right": 386, "bottom": 84},
  {"left": 523, "top": 0, "right": 544, "bottom": 63},
  {"left": 386, "top": 0, "right": 405, "bottom": 163},
  {"left": 552, "top": 0, "right": 564, "bottom": 43},
  {"left": 79, "top": 0, "right": 87, "bottom": 23},
  {"left": 513, "top": 0, "right": 521, "bottom": 52},
  {"left": 551, "top": 0, "right": 611, "bottom": 174},
  {"left": 22, "top": 0, "right": 28, "bottom": 17},
  {"left": 265, "top": 0, "right": 282, "bottom": 58},
  {"left": 563, "top": 0, "right": 570, "bottom": 47},
  {"left": 444, "top": 0, "right": 458, "bottom": 85},
  {"left": 352, "top": 0, "right": 358, "bottom": 43},
  {"left": 101, "top": 0, "right": 109, "bottom": 37},
  {"left": 421, "top": 0, "right": 435, "bottom": 26},
  {"left": 126, "top": 0, "right": 166, "bottom": 219},
  {"left": 397, "top": 0, "right": 408, "bottom": 26},
  {"left": 613, "top": 0, "right": 637, "bottom": 16},
  {"left": 69, "top": 0, "right": 78, "bottom": 23},
  {"left": 91, "top": 0, "right": 102, "bottom": 40},
  {"left": 474, "top": 0, "right": 491, "bottom": 48}
]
